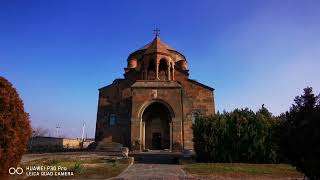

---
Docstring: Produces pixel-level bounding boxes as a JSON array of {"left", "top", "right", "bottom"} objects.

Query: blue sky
[{"left": 1, "top": 0, "right": 320, "bottom": 138}]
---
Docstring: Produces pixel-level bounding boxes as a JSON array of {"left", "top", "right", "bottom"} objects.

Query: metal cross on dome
[{"left": 153, "top": 28, "right": 160, "bottom": 37}]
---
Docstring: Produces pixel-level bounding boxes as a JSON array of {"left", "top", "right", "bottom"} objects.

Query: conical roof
[
  {"left": 139, "top": 36, "right": 176, "bottom": 54},
  {"left": 127, "top": 36, "right": 187, "bottom": 63}
]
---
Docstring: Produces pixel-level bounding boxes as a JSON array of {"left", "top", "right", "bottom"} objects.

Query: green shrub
[
  {"left": 193, "top": 107, "right": 280, "bottom": 163},
  {"left": 72, "top": 163, "right": 83, "bottom": 173}
]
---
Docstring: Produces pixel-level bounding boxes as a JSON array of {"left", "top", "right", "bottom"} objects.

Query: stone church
[{"left": 95, "top": 34, "right": 215, "bottom": 151}]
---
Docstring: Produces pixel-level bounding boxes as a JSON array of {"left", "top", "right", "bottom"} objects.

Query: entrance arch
[{"left": 140, "top": 101, "right": 173, "bottom": 150}]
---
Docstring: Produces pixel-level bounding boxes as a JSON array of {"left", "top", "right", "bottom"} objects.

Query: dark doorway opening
[
  {"left": 142, "top": 102, "right": 171, "bottom": 150},
  {"left": 152, "top": 132, "right": 162, "bottom": 149}
]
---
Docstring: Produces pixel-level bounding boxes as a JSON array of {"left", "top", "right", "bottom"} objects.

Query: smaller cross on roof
[{"left": 153, "top": 28, "right": 160, "bottom": 37}]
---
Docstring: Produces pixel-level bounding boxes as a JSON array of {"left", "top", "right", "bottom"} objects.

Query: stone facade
[{"left": 95, "top": 36, "right": 215, "bottom": 151}]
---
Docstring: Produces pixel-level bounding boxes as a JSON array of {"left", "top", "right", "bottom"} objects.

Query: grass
[
  {"left": 21, "top": 157, "right": 130, "bottom": 179},
  {"left": 183, "top": 163, "right": 303, "bottom": 178}
]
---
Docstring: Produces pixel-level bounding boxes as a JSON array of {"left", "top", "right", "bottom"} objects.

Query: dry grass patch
[
  {"left": 183, "top": 163, "right": 303, "bottom": 179},
  {"left": 20, "top": 157, "right": 130, "bottom": 179}
]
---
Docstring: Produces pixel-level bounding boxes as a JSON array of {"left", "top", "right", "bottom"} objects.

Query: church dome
[{"left": 127, "top": 36, "right": 188, "bottom": 70}]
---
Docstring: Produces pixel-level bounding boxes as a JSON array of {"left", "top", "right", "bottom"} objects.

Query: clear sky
[{"left": 1, "top": 0, "right": 319, "bottom": 138}]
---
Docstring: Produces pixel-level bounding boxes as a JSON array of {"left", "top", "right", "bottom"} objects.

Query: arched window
[
  {"left": 147, "top": 59, "right": 156, "bottom": 80},
  {"left": 176, "top": 60, "right": 187, "bottom": 70},
  {"left": 109, "top": 114, "right": 117, "bottom": 126},
  {"left": 159, "top": 58, "right": 169, "bottom": 80},
  {"left": 191, "top": 112, "right": 199, "bottom": 124}
]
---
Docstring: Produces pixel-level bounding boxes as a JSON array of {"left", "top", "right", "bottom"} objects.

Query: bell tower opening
[
  {"left": 159, "top": 59, "right": 168, "bottom": 80},
  {"left": 147, "top": 59, "right": 156, "bottom": 80}
]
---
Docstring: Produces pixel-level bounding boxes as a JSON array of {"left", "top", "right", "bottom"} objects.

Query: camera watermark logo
[
  {"left": 8, "top": 165, "right": 74, "bottom": 177},
  {"left": 9, "top": 167, "right": 24, "bottom": 175}
]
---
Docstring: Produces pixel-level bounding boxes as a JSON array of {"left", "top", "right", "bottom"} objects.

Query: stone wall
[
  {"left": 95, "top": 79, "right": 133, "bottom": 147},
  {"left": 28, "top": 136, "right": 94, "bottom": 152}
]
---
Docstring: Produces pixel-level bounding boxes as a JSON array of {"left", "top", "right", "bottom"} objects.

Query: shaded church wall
[
  {"left": 174, "top": 70, "right": 215, "bottom": 149},
  {"left": 95, "top": 79, "right": 134, "bottom": 148}
]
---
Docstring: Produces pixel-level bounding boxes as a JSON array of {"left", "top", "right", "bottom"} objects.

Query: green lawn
[
  {"left": 183, "top": 163, "right": 303, "bottom": 178},
  {"left": 21, "top": 157, "right": 130, "bottom": 179}
]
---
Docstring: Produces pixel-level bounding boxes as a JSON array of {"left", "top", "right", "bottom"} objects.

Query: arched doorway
[{"left": 142, "top": 102, "right": 172, "bottom": 150}]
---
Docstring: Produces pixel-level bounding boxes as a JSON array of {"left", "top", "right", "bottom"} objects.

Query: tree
[
  {"left": 0, "top": 76, "right": 32, "bottom": 176},
  {"left": 193, "top": 107, "right": 280, "bottom": 163},
  {"left": 32, "top": 127, "right": 50, "bottom": 137},
  {"left": 281, "top": 87, "right": 320, "bottom": 180}
]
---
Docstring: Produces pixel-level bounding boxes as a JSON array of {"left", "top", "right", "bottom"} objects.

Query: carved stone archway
[{"left": 139, "top": 100, "right": 175, "bottom": 150}]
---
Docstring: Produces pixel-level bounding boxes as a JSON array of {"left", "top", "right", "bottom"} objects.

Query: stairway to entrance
[{"left": 130, "top": 151, "right": 183, "bottom": 164}]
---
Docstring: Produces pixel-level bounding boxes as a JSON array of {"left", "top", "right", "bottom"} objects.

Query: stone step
[{"left": 131, "top": 153, "right": 182, "bottom": 164}]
